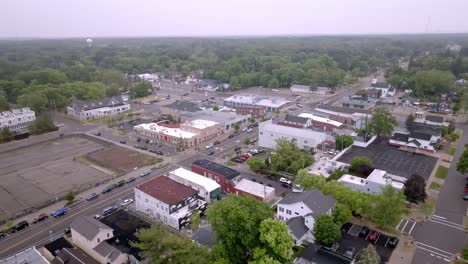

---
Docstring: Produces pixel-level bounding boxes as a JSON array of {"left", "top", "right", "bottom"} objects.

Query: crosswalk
[
  {"left": 429, "top": 215, "right": 465, "bottom": 231},
  {"left": 416, "top": 242, "right": 453, "bottom": 262},
  {"left": 396, "top": 218, "right": 417, "bottom": 235}
]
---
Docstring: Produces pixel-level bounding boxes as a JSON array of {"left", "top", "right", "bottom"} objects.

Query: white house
[
  {"left": 337, "top": 169, "right": 406, "bottom": 195},
  {"left": 290, "top": 84, "right": 311, "bottom": 93},
  {"left": 168, "top": 168, "right": 221, "bottom": 203},
  {"left": 259, "top": 120, "right": 327, "bottom": 150},
  {"left": 414, "top": 111, "right": 448, "bottom": 127},
  {"left": 67, "top": 96, "right": 130, "bottom": 120},
  {"left": 390, "top": 131, "right": 441, "bottom": 153},
  {"left": 369, "top": 80, "right": 395, "bottom": 98},
  {"left": 0, "top": 108, "right": 36, "bottom": 132},
  {"left": 134, "top": 176, "right": 207, "bottom": 230},
  {"left": 69, "top": 216, "right": 129, "bottom": 264},
  {"left": 138, "top": 73, "right": 159, "bottom": 83},
  {"left": 277, "top": 190, "right": 336, "bottom": 246}
]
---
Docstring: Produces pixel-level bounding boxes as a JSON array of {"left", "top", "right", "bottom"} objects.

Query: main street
[{"left": 411, "top": 123, "right": 468, "bottom": 263}]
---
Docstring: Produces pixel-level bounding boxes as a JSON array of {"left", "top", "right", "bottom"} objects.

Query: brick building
[
  {"left": 191, "top": 159, "right": 241, "bottom": 194},
  {"left": 235, "top": 105, "right": 266, "bottom": 118}
]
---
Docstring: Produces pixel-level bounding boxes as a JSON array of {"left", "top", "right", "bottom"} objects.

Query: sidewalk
[{"left": 388, "top": 236, "right": 415, "bottom": 264}]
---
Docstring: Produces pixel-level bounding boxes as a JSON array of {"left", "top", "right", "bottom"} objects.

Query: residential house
[
  {"left": 389, "top": 130, "right": 441, "bottom": 153},
  {"left": 69, "top": 216, "right": 129, "bottom": 264},
  {"left": 290, "top": 84, "right": 311, "bottom": 93},
  {"left": 414, "top": 111, "right": 447, "bottom": 127},
  {"left": 427, "top": 101, "right": 451, "bottom": 113},
  {"left": 134, "top": 176, "right": 207, "bottom": 230},
  {"left": 137, "top": 73, "right": 159, "bottom": 83},
  {"left": 0, "top": 108, "right": 36, "bottom": 133},
  {"left": 337, "top": 169, "right": 406, "bottom": 194},
  {"left": 196, "top": 79, "right": 220, "bottom": 91},
  {"left": 191, "top": 159, "right": 241, "bottom": 193},
  {"left": 279, "top": 114, "right": 311, "bottom": 128},
  {"left": 259, "top": 120, "right": 327, "bottom": 150},
  {"left": 168, "top": 168, "right": 221, "bottom": 203},
  {"left": 277, "top": 190, "right": 336, "bottom": 246},
  {"left": 310, "top": 86, "right": 331, "bottom": 95},
  {"left": 67, "top": 96, "right": 130, "bottom": 120},
  {"left": 369, "top": 80, "right": 395, "bottom": 97},
  {"left": 456, "top": 79, "right": 467, "bottom": 86}
]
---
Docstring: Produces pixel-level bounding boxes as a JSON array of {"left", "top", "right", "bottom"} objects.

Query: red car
[
  {"left": 33, "top": 213, "right": 49, "bottom": 224},
  {"left": 367, "top": 230, "right": 380, "bottom": 242},
  {"left": 240, "top": 155, "right": 251, "bottom": 161},
  {"left": 213, "top": 140, "right": 221, "bottom": 145}
]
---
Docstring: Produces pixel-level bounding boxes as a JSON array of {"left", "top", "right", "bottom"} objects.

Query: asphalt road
[{"left": 411, "top": 122, "right": 468, "bottom": 263}]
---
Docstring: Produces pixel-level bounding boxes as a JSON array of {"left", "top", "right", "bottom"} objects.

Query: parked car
[
  {"left": 101, "top": 186, "right": 113, "bottom": 194},
  {"left": 94, "top": 132, "right": 101, "bottom": 136},
  {"left": 0, "top": 233, "right": 6, "bottom": 240},
  {"left": 344, "top": 247, "right": 356, "bottom": 258},
  {"left": 231, "top": 157, "right": 244, "bottom": 163},
  {"left": 463, "top": 193, "right": 468, "bottom": 200},
  {"left": 86, "top": 192, "right": 99, "bottom": 201},
  {"left": 51, "top": 208, "right": 67, "bottom": 218},
  {"left": 323, "top": 242, "right": 339, "bottom": 251},
  {"left": 102, "top": 206, "right": 118, "bottom": 216},
  {"left": 358, "top": 226, "right": 370, "bottom": 238},
  {"left": 240, "top": 155, "right": 251, "bottom": 161},
  {"left": 10, "top": 221, "right": 29, "bottom": 233},
  {"left": 242, "top": 127, "right": 248, "bottom": 132},
  {"left": 126, "top": 177, "right": 136, "bottom": 183},
  {"left": 228, "top": 134, "right": 235, "bottom": 139},
  {"left": 116, "top": 180, "right": 126, "bottom": 187},
  {"left": 367, "top": 230, "right": 380, "bottom": 242},
  {"left": 251, "top": 138, "right": 258, "bottom": 143},
  {"left": 387, "top": 237, "right": 399, "bottom": 248},
  {"left": 279, "top": 177, "right": 291, "bottom": 185},
  {"left": 213, "top": 140, "right": 221, "bottom": 145},
  {"left": 156, "top": 150, "right": 164, "bottom": 155},
  {"left": 252, "top": 178, "right": 257, "bottom": 182},
  {"left": 234, "top": 146, "right": 241, "bottom": 151},
  {"left": 246, "top": 128, "right": 253, "bottom": 133},
  {"left": 140, "top": 170, "right": 151, "bottom": 177},
  {"left": 121, "top": 199, "right": 134, "bottom": 206},
  {"left": 205, "top": 144, "right": 214, "bottom": 149},
  {"left": 207, "top": 149, "right": 215, "bottom": 155},
  {"left": 144, "top": 139, "right": 150, "bottom": 144},
  {"left": 137, "top": 137, "right": 142, "bottom": 142},
  {"left": 94, "top": 214, "right": 102, "bottom": 220},
  {"left": 64, "top": 227, "right": 71, "bottom": 235},
  {"left": 33, "top": 213, "right": 49, "bottom": 224},
  {"left": 119, "top": 140, "right": 126, "bottom": 144}
]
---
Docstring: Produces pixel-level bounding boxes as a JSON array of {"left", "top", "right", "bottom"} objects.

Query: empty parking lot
[
  {"left": 0, "top": 136, "right": 110, "bottom": 218},
  {"left": 337, "top": 139, "right": 438, "bottom": 179}
]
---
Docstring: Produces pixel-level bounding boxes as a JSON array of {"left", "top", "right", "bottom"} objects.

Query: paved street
[{"left": 411, "top": 122, "right": 468, "bottom": 263}]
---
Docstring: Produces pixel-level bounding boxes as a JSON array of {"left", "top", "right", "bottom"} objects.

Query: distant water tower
[{"left": 86, "top": 38, "right": 93, "bottom": 47}]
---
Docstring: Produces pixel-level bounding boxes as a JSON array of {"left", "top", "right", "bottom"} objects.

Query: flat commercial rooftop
[
  {"left": 135, "top": 123, "right": 197, "bottom": 138},
  {"left": 235, "top": 179, "right": 275, "bottom": 199},
  {"left": 170, "top": 168, "right": 220, "bottom": 192},
  {"left": 337, "top": 139, "right": 437, "bottom": 179}
]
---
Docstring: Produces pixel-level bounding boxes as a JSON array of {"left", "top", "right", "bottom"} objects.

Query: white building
[
  {"left": 414, "top": 111, "right": 448, "bottom": 127},
  {"left": 277, "top": 190, "right": 336, "bottom": 246},
  {"left": 0, "top": 108, "right": 36, "bottom": 132},
  {"left": 290, "top": 84, "right": 311, "bottom": 93},
  {"left": 223, "top": 94, "right": 293, "bottom": 112},
  {"left": 134, "top": 176, "right": 207, "bottom": 230},
  {"left": 337, "top": 169, "right": 405, "bottom": 194},
  {"left": 234, "top": 179, "right": 275, "bottom": 202},
  {"left": 306, "top": 157, "right": 347, "bottom": 178},
  {"left": 369, "top": 80, "right": 395, "bottom": 98},
  {"left": 0, "top": 247, "right": 48, "bottom": 264},
  {"left": 138, "top": 73, "right": 159, "bottom": 83},
  {"left": 258, "top": 120, "right": 327, "bottom": 150},
  {"left": 168, "top": 168, "right": 221, "bottom": 203},
  {"left": 69, "top": 216, "right": 129, "bottom": 264},
  {"left": 188, "top": 109, "right": 250, "bottom": 133},
  {"left": 390, "top": 131, "right": 441, "bottom": 153},
  {"left": 67, "top": 96, "right": 130, "bottom": 120}
]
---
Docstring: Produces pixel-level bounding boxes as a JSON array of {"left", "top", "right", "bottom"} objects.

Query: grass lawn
[
  {"left": 446, "top": 147, "right": 456, "bottom": 156},
  {"left": 292, "top": 246, "right": 304, "bottom": 259},
  {"left": 434, "top": 166, "right": 448, "bottom": 179},
  {"left": 225, "top": 161, "right": 237, "bottom": 167},
  {"left": 429, "top": 182, "right": 442, "bottom": 191}
]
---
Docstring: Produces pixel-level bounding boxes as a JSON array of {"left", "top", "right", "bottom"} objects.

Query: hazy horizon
[{"left": 3, "top": 0, "right": 468, "bottom": 38}]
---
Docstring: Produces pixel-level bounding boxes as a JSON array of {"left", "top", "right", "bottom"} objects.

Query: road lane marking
[
  {"left": 416, "top": 246, "right": 451, "bottom": 260},
  {"left": 433, "top": 214, "right": 447, "bottom": 220},
  {"left": 430, "top": 217, "right": 463, "bottom": 228},
  {"left": 429, "top": 219, "right": 465, "bottom": 231},
  {"left": 417, "top": 242, "right": 454, "bottom": 256}
]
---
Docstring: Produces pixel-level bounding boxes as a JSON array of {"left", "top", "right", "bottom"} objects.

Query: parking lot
[
  {"left": 337, "top": 139, "right": 438, "bottom": 179},
  {"left": 340, "top": 223, "right": 396, "bottom": 263},
  {"left": 0, "top": 136, "right": 110, "bottom": 218}
]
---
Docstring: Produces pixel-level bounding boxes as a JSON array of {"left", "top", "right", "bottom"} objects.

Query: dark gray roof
[
  {"left": 192, "top": 159, "right": 240, "bottom": 180},
  {"left": 411, "top": 124, "right": 441, "bottom": 137},
  {"left": 163, "top": 100, "right": 201, "bottom": 112},
  {"left": 391, "top": 132, "right": 409, "bottom": 142},
  {"left": 44, "top": 237, "right": 73, "bottom": 256},
  {"left": 93, "top": 241, "right": 123, "bottom": 261},
  {"left": 316, "top": 104, "right": 372, "bottom": 115},
  {"left": 299, "top": 245, "right": 353, "bottom": 264},
  {"left": 409, "top": 131, "right": 432, "bottom": 141},
  {"left": 70, "top": 216, "right": 112, "bottom": 241},
  {"left": 372, "top": 82, "right": 390, "bottom": 88},
  {"left": 407, "top": 139, "right": 421, "bottom": 147},
  {"left": 279, "top": 190, "right": 336, "bottom": 218},
  {"left": 69, "top": 96, "right": 125, "bottom": 112},
  {"left": 52, "top": 248, "right": 100, "bottom": 264},
  {"left": 284, "top": 114, "right": 309, "bottom": 125},
  {"left": 287, "top": 216, "right": 309, "bottom": 239},
  {"left": 425, "top": 115, "right": 444, "bottom": 123}
]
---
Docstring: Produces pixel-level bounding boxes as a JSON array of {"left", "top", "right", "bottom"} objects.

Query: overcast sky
[{"left": 2, "top": 0, "right": 468, "bottom": 38}]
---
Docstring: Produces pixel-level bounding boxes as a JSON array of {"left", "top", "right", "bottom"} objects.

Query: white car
[
  {"left": 242, "top": 127, "right": 248, "bottom": 132},
  {"left": 279, "top": 177, "right": 291, "bottom": 185},
  {"left": 205, "top": 144, "right": 214, "bottom": 149},
  {"left": 121, "top": 199, "right": 134, "bottom": 206},
  {"left": 246, "top": 128, "right": 253, "bottom": 133}
]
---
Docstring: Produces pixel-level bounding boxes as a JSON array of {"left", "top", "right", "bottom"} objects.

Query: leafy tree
[
  {"left": 28, "top": 115, "right": 58, "bottom": 135},
  {"left": 65, "top": 191, "right": 75, "bottom": 202},
  {"left": 247, "top": 157, "right": 267, "bottom": 173},
  {"left": 249, "top": 248, "right": 281, "bottom": 264},
  {"left": 131, "top": 225, "right": 210, "bottom": 264},
  {"left": 244, "top": 138, "right": 251, "bottom": 145},
  {"left": 356, "top": 244, "right": 381, "bottom": 264},
  {"left": 367, "top": 107, "right": 398, "bottom": 137},
  {"left": 0, "top": 97, "right": 10, "bottom": 111},
  {"left": 130, "top": 81, "right": 152, "bottom": 98},
  {"left": 234, "top": 123, "right": 240, "bottom": 131},
  {"left": 213, "top": 105, "right": 219, "bottom": 111},
  {"left": 456, "top": 144, "right": 468, "bottom": 174},
  {"left": 17, "top": 92, "right": 48, "bottom": 113},
  {"left": 268, "top": 78, "right": 280, "bottom": 88},
  {"left": 332, "top": 203, "right": 352, "bottom": 226},
  {"left": 370, "top": 185, "right": 406, "bottom": 227},
  {"left": 258, "top": 219, "right": 293, "bottom": 262},
  {"left": 0, "top": 128, "right": 14, "bottom": 143},
  {"left": 405, "top": 114, "right": 415, "bottom": 130},
  {"left": 313, "top": 215, "right": 341, "bottom": 245},
  {"left": 355, "top": 89, "right": 367, "bottom": 96},
  {"left": 350, "top": 156, "right": 373, "bottom": 171},
  {"left": 207, "top": 195, "right": 273, "bottom": 264},
  {"left": 270, "top": 140, "right": 315, "bottom": 174},
  {"left": 403, "top": 174, "right": 427, "bottom": 204},
  {"left": 190, "top": 211, "right": 201, "bottom": 231},
  {"left": 411, "top": 70, "right": 455, "bottom": 97},
  {"left": 335, "top": 135, "right": 353, "bottom": 150}
]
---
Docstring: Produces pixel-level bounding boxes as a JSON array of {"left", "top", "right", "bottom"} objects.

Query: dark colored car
[
  {"left": 234, "top": 146, "right": 241, "bottom": 151},
  {"left": 323, "top": 242, "right": 339, "bottom": 251},
  {"left": 119, "top": 140, "right": 126, "bottom": 144},
  {"left": 116, "top": 180, "right": 126, "bottom": 187},
  {"left": 213, "top": 140, "right": 221, "bottom": 145},
  {"left": 126, "top": 177, "right": 136, "bottom": 183},
  {"left": 94, "top": 132, "right": 101, "bottom": 136},
  {"left": 228, "top": 134, "right": 235, "bottom": 139},
  {"left": 145, "top": 139, "right": 150, "bottom": 144},
  {"left": 64, "top": 227, "right": 71, "bottom": 235},
  {"left": 156, "top": 150, "right": 164, "bottom": 155},
  {"left": 33, "top": 213, "right": 49, "bottom": 224},
  {"left": 368, "top": 230, "right": 380, "bottom": 242},
  {"left": 231, "top": 157, "right": 244, "bottom": 163},
  {"left": 0, "top": 233, "right": 6, "bottom": 240},
  {"left": 137, "top": 137, "right": 142, "bottom": 142},
  {"left": 86, "top": 192, "right": 99, "bottom": 201},
  {"left": 141, "top": 146, "right": 147, "bottom": 150},
  {"left": 387, "top": 237, "right": 399, "bottom": 248},
  {"left": 10, "top": 221, "right": 29, "bottom": 233},
  {"left": 359, "top": 226, "right": 370, "bottom": 238},
  {"left": 101, "top": 186, "right": 114, "bottom": 194},
  {"left": 251, "top": 179, "right": 257, "bottom": 182},
  {"left": 207, "top": 150, "right": 215, "bottom": 155}
]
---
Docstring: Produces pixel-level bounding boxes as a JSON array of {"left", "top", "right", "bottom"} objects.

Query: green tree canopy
[
  {"left": 131, "top": 225, "right": 211, "bottom": 264},
  {"left": 456, "top": 144, "right": 468, "bottom": 174},
  {"left": 332, "top": 203, "right": 352, "bottom": 226},
  {"left": 335, "top": 135, "right": 354, "bottom": 150},
  {"left": 270, "top": 140, "right": 315, "bottom": 174},
  {"left": 411, "top": 70, "right": 455, "bottom": 97},
  {"left": 405, "top": 114, "right": 415, "bottom": 130},
  {"left": 258, "top": 218, "right": 294, "bottom": 262},
  {"left": 356, "top": 244, "right": 381, "bottom": 264},
  {"left": 0, "top": 97, "right": 10, "bottom": 111},
  {"left": 403, "top": 174, "right": 427, "bottom": 204},
  {"left": 0, "top": 128, "right": 14, "bottom": 143},
  {"left": 131, "top": 81, "right": 152, "bottom": 98},
  {"left": 28, "top": 114, "right": 58, "bottom": 135},
  {"left": 370, "top": 185, "right": 406, "bottom": 227},
  {"left": 367, "top": 107, "right": 398, "bottom": 137},
  {"left": 207, "top": 194, "right": 273, "bottom": 264},
  {"left": 313, "top": 215, "right": 341, "bottom": 245},
  {"left": 247, "top": 157, "right": 267, "bottom": 173},
  {"left": 350, "top": 156, "right": 373, "bottom": 171}
]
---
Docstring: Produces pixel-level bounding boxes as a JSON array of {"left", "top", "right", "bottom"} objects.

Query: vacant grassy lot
[
  {"left": 429, "top": 182, "right": 442, "bottom": 191},
  {"left": 434, "top": 165, "right": 448, "bottom": 179},
  {"left": 445, "top": 147, "right": 456, "bottom": 156}
]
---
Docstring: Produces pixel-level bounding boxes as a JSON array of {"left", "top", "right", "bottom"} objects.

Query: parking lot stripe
[
  {"left": 429, "top": 219, "right": 465, "bottom": 231},
  {"left": 395, "top": 219, "right": 404, "bottom": 230},
  {"left": 401, "top": 219, "right": 409, "bottom": 232},
  {"left": 407, "top": 220, "right": 417, "bottom": 235}
]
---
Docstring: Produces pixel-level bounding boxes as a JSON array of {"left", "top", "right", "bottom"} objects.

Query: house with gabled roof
[
  {"left": 277, "top": 190, "right": 336, "bottom": 246},
  {"left": 67, "top": 96, "right": 130, "bottom": 120},
  {"left": 69, "top": 216, "right": 129, "bottom": 264},
  {"left": 390, "top": 129, "right": 441, "bottom": 153}
]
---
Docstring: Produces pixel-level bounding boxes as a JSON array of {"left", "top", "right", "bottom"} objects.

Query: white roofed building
[
  {"left": 223, "top": 94, "right": 293, "bottom": 112},
  {"left": 298, "top": 113, "right": 343, "bottom": 132},
  {"left": 168, "top": 168, "right": 221, "bottom": 203},
  {"left": 337, "top": 169, "right": 405, "bottom": 194},
  {"left": 234, "top": 179, "right": 275, "bottom": 202},
  {"left": 0, "top": 107, "right": 36, "bottom": 133}
]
